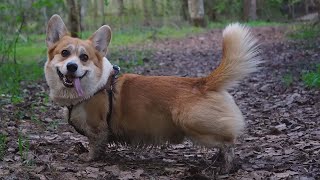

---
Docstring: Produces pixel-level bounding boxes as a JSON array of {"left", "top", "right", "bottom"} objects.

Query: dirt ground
[{"left": 1, "top": 26, "right": 319, "bottom": 180}]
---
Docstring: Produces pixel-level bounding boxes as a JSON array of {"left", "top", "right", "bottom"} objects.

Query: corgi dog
[{"left": 44, "top": 14, "right": 260, "bottom": 171}]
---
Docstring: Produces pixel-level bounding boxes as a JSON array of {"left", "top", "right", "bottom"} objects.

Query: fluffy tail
[{"left": 204, "top": 23, "right": 261, "bottom": 91}]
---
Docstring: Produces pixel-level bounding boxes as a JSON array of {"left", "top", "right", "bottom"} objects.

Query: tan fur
[{"left": 44, "top": 15, "right": 260, "bottom": 167}]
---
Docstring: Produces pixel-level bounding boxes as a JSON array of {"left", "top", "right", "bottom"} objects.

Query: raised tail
[{"left": 204, "top": 23, "right": 261, "bottom": 91}]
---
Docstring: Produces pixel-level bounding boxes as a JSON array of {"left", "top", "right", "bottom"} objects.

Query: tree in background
[
  {"left": 243, "top": 0, "right": 257, "bottom": 21},
  {"left": 316, "top": 0, "right": 320, "bottom": 21},
  {"left": 188, "top": 0, "right": 206, "bottom": 27},
  {"left": 143, "top": 0, "right": 151, "bottom": 25},
  {"left": 66, "top": 0, "right": 80, "bottom": 37},
  {"left": 181, "top": 0, "right": 190, "bottom": 21},
  {"left": 204, "top": 0, "right": 216, "bottom": 22},
  {"left": 118, "top": 0, "right": 125, "bottom": 16},
  {"left": 100, "top": 0, "right": 106, "bottom": 26}
]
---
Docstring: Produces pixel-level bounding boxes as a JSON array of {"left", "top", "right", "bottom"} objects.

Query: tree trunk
[
  {"left": 188, "top": 0, "right": 206, "bottom": 27},
  {"left": 143, "top": 0, "right": 150, "bottom": 25},
  {"left": 100, "top": 0, "right": 105, "bottom": 25},
  {"left": 66, "top": 0, "right": 81, "bottom": 37},
  {"left": 204, "top": 0, "right": 216, "bottom": 22},
  {"left": 93, "top": 0, "right": 98, "bottom": 27},
  {"left": 315, "top": 0, "right": 320, "bottom": 21},
  {"left": 181, "top": 0, "right": 189, "bottom": 21},
  {"left": 118, "top": 0, "right": 125, "bottom": 16},
  {"left": 151, "top": 0, "right": 158, "bottom": 17},
  {"left": 243, "top": 0, "right": 257, "bottom": 21},
  {"left": 79, "top": 0, "right": 87, "bottom": 31}
]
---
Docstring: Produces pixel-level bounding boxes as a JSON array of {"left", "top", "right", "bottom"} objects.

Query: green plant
[
  {"left": 0, "top": 61, "right": 43, "bottom": 104},
  {"left": 0, "top": 134, "right": 7, "bottom": 160},
  {"left": 48, "top": 120, "right": 59, "bottom": 131},
  {"left": 283, "top": 73, "right": 293, "bottom": 86},
  {"left": 111, "top": 49, "right": 152, "bottom": 73},
  {"left": 288, "top": 24, "right": 320, "bottom": 40},
  {"left": 302, "top": 64, "right": 320, "bottom": 88},
  {"left": 18, "top": 133, "right": 29, "bottom": 162}
]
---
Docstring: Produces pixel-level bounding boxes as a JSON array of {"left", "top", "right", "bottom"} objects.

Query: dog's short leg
[
  {"left": 216, "top": 145, "right": 235, "bottom": 174},
  {"left": 80, "top": 134, "right": 107, "bottom": 162}
]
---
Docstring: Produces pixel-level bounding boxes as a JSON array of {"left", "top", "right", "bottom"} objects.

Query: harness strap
[
  {"left": 66, "top": 65, "right": 120, "bottom": 135},
  {"left": 67, "top": 105, "right": 73, "bottom": 123},
  {"left": 106, "top": 65, "right": 120, "bottom": 134}
]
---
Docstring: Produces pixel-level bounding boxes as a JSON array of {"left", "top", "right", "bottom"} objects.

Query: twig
[{"left": 13, "top": 14, "right": 25, "bottom": 64}]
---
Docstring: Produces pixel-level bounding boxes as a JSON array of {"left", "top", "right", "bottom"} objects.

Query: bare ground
[{"left": 0, "top": 26, "right": 319, "bottom": 180}]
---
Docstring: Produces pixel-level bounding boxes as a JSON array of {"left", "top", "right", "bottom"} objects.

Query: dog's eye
[
  {"left": 61, "top": 50, "right": 70, "bottom": 57},
  {"left": 79, "top": 54, "right": 88, "bottom": 62}
]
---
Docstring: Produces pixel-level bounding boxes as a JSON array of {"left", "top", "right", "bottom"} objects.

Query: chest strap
[{"left": 67, "top": 65, "right": 120, "bottom": 134}]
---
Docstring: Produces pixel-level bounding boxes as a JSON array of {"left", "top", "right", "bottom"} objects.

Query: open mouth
[{"left": 56, "top": 68, "right": 88, "bottom": 88}]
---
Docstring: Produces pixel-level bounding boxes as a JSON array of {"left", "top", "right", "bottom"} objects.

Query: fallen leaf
[
  {"left": 104, "top": 165, "right": 120, "bottom": 176},
  {"left": 274, "top": 171, "right": 299, "bottom": 178}
]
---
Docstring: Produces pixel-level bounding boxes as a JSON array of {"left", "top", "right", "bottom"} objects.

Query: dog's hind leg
[{"left": 216, "top": 144, "right": 235, "bottom": 174}]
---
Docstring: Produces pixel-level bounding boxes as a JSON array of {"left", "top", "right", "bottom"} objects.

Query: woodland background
[{"left": 0, "top": 0, "right": 320, "bottom": 179}]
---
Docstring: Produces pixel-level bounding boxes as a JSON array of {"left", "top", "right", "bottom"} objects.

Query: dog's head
[{"left": 45, "top": 14, "right": 113, "bottom": 105}]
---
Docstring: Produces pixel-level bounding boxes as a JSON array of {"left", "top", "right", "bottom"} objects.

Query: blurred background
[
  {"left": 1, "top": 1, "right": 320, "bottom": 179},
  {"left": 0, "top": 0, "right": 319, "bottom": 101}
]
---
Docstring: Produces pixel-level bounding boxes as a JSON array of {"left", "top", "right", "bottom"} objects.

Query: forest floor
[{"left": 1, "top": 25, "right": 319, "bottom": 180}]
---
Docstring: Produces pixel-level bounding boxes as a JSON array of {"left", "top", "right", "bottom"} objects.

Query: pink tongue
[{"left": 74, "top": 78, "right": 84, "bottom": 97}]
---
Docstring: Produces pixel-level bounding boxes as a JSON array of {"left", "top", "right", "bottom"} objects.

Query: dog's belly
[{"left": 111, "top": 116, "right": 186, "bottom": 145}]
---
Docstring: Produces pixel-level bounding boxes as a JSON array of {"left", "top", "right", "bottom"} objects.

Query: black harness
[{"left": 67, "top": 65, "right": 120, "bottom": 134}]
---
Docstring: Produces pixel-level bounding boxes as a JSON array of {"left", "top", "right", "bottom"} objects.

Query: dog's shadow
[{"left": 72, "top": 141, "right": 241, "bottom": 178}]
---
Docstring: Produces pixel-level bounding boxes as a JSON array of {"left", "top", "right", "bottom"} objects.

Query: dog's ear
[
  {"left": 89, "top": 25, "right": 112, "bottom": 57},
  {"left": 46, "top": 14, "right": 68, "bottom": 48}
]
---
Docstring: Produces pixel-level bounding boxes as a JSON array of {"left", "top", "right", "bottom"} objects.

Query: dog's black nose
[{"left": 66, "top": 62, "right": 78, "bottom": 73}]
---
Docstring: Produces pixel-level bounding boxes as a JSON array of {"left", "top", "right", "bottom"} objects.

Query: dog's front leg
[{"left": 80, "top": 134, "right": 108, "bottom": 162}]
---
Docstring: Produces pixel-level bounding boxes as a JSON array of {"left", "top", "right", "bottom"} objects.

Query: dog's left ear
[{"left": 89, "top": 25, "right": 112, "bottom": 57}]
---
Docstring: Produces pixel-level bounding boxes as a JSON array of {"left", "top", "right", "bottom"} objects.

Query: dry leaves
[{"left": 0, "top": 26, "right": 319, "bottom": 179}]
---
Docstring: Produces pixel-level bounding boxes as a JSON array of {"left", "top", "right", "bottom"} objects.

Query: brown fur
[{"left": 44, "top": 15, "right": 260, "bottom": 171}]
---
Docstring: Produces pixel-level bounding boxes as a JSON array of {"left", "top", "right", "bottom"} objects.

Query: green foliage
[
  {"left": 81, "top": 25, "right": 205, "bottom": 47},
  {"left": 0, "top": 34, "right": 13, "bottom": 63},
  {"left": 104, "top": 0, "right": 109, "bottom": 7},
  {"left": 288, "top": 24, "right": 320, "bottom": 40},
  {"left": 212, "top": 0, "right": 242, "bottom": 20},
  {"left": 32, "top": 0, "right": 63, "bottom": 8},
  {"left": 0, "top": 62, "right": 43, "bottom": 104},
  {"left": 18, "top": 133, "right": 30, "bottom": 162},
  {"left": 0, "top": 134, "right": 6, "bottom": 160},
  {"left": 302, "top": 64, "right": 320, "bottom": 88},
  {"left": 111, "top": 49, "right": 152, "bottom": 73},
  {"left": 282, "top": 73, "right": 294, "bottom": 86},
  {"left": 245, "top": 21, "right": 283, "bottom": 27}
]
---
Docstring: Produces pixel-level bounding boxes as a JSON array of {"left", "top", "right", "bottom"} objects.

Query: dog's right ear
[{"left": 46, "top": 14, "right": 68, "bottom": 48}]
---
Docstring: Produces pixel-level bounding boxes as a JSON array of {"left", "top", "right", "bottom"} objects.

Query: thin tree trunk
[
  {"left": 93, "top": 0, "right": 98, "bottom": 28},
  {"left": 79, "top": 0, "right": 87, "bottom": 31},
  {"left": 130, "top": 0, "right": 136, "bottom": 15},
  {"left": 100, "top": 0, "right": 105, "bottom": 25},
  {"left": 118, "top": 0, "right": 125, "bottom": 16},
  {"left": 315, "top": 0, "right": 320, "bottom": 21},
  {"left": 204, "top": 0, "right": 216, "bottom": 21},
  {"left": 66, "top": 0, "right": 81, "bottom": 37},
  {"left": 188, "top": 0, "right": 206, "bottom": 27},
  {"left": 243, "top": 0, "right": 257, "bottom": 21},
  {"left": 143, "top": 0, "right": 150, "bottom": 25},
  {"left": 181, "top": 0, "right": 189, "bottom": 21},
  {"left": 151, "top": 0, "right": 158, "bottom": 17}
]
